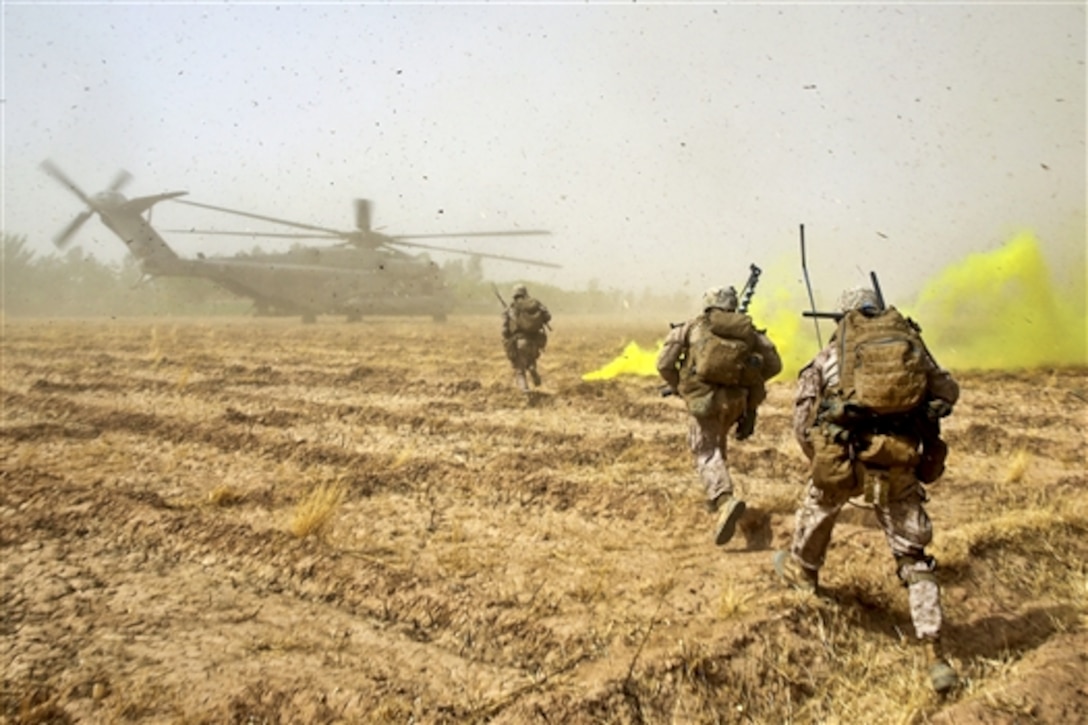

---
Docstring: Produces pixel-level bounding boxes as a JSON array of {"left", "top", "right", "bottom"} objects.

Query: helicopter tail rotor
[
  {"left": 40, "top": 160, "right": 133, "bottom": 250},
  {"left": 54, "top": 210, "right": 95, "bottom": 250},
  {"left": 41, "top": 159, "right": 93, "bottom": 206},
  {"left": 108, "top": 169, "right": 133, "bottom": 193}
]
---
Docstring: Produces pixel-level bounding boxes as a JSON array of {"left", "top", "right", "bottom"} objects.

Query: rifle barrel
[
  {"left": 870, "top": 271, "right": 886, "bottom": 309},
  {"left": 738, "top": 263, "right": 761, "bottom": 314}
]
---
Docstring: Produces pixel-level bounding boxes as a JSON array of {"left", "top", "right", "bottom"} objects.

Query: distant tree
[
  {"left": 4, "top": 231, "right": 688, "bottom": 319},
  {"left": 466, "top": 255, "right": 484, "bottom": 283},
  {"left": 1, "top": 234, "right": 42, "bottom": 314},
  {"left": 442, "top": 256, "right": 494, "bottom": 312}
]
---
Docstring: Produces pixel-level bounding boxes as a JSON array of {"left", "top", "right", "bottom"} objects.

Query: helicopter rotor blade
[
  {"left": 108, "top": 169, "right": 133, "bottom": 193},
  {"left": 385, "top": 238, "right": 561, "bottom": 268},
  {"left": 392, "top": 230, "right": 552, "bottom": 240},
  {"left": 54, "top": 210, "right": 94, "bottom": 250},
  {"left": 173, "top": 199, "right": 349, "bottom": 238},
  {"left": 166, "top": 229, "right": 341, "bottom": 240},
  {"left": 40, "top": 159, "right": 94, "bottom": 206},
  {"left": 172, "top": 197, "right": 555, "bottom": 263}
]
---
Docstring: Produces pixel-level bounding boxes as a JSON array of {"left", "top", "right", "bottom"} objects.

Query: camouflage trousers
[
  {"left": 791, "top": 465, "right": 943, "bottom": 639},
  {"left": 503, "top": 336, "right": 542, "bottom": 371},
  {"left": 504, "top": 336, "right": 544, "bottom": 392},
  {"left": 686, "top": 388, "right": 747, "bottom": 506}
]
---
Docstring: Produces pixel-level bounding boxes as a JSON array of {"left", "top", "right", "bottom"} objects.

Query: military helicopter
[{"left": 40, "top": 160, "right": 557, "bottom": 322}]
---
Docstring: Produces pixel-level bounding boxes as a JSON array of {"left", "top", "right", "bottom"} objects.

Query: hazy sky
[{"left": 3, "top": 2, "right": 1084, "bottom": 305}]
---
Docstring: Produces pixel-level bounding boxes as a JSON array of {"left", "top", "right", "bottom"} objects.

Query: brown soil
[{"left": 2, "top": 315, "right": 1085, "bottom": 724}]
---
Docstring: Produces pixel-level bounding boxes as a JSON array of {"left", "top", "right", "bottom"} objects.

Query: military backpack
[
  {"left": 834, "top": 306, "right": 928, "bottom": 415},
  {"left": 509, "top": 298, "right": 550, "bottom": 335},
  {"left": 685, "top": 310, "right": 757, "bottom": 387}
]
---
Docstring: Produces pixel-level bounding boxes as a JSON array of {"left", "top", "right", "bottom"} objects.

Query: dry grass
[
  {"left": 207, "top": 485, "right": 245, "bottom": 507},
  {"left": 940, "top": 507, "right": 1083, "bottom": 566},
  {"left": 288, "top": 482, "right": 346, "bottom": 539},
  {"left": 1, "top": 317, "right": 1085, "bottom": 724},
  {"left": 1004, "top": 448, "right": 1030, "bottom": 484},
  {"left": 715, "top": 581, "right": 755, "bottom": 619}
]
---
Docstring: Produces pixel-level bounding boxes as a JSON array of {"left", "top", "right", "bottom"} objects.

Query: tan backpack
[
  {"left": 835, "top": 307, "right": 928, "bottom": 415},
  {"left": 509, "top": 298, "right": 550, "bottom": 335},
  {"left": 685, "top": 310, "right": 756, "bottom": 386}
]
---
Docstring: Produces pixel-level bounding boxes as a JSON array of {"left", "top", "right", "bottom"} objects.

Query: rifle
[
  {"left": 738, "top": 263, "right": 762, "bottom": 314},
  {"left": 914, "top": 404, "right": 949, "bottom": 483},
  {"left": 800, "top": 268, "right": 887, "bottom": 323},
  {"left": 802, "top": 310, "right": 845, "bottom": 321},
  {"left": 870, "top": 270, "right": 886, "bottom": 310},
  {"left": 799, "top": 224, "right": 889, "bottom": 329}
]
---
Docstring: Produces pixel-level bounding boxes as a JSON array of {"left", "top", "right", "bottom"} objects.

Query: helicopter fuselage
[
  {"left": 88, "top": 191, "right": 453, "bottom": 319},
  {"left": 42, "top": 161, "right": 549, "bottom": 322}
]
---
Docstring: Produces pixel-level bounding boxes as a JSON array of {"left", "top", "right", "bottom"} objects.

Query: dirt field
[{"left": 2, "top": 315, "right": 1086, "bottom": 724}]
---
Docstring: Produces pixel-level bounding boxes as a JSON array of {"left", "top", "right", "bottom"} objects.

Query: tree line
[{"left": 2, "top": 234, "right": 690, "bottom": 319}]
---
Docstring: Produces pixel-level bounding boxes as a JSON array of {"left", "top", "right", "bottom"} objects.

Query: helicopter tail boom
[
  {"left": 122, "top": 191, "right": 190, "bottom": 216},
  {"left": 40, "top": 160, "right": 187, "bottom": 276}
]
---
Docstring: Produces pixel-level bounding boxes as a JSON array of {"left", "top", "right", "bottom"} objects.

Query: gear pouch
[
  {"left": 856, "top": 433, "right": 920, "bottom": 468},
  {"left": 679, "top": 376, "right": 716, "bottom": 418},
  {"left": 916, "top": 436, "right": 948, "bottom": 484},
  {"left": 811, "top": 429, "right": 862, "bottom": 495}
]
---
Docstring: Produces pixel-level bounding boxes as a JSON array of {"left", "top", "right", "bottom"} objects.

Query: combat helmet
[
  {"left": 837, "top": 287, "right": 881, "bottom": 314},
  {"left": 512, "top": 284, "right": 529, "bottom": 299},
  {"left": 702, "top": 286, "right": 738, "bottom": 312}
]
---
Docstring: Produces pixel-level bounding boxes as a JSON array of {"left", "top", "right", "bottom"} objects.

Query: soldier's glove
[
  {"left": 819, "top": 397, "right": 848, "bottom": 425},
  {"left": 746, "top": 353, "right": 764, "bottom": 369},
  {"left": 824, "top": 423, "right": 851, "bottom": 445},
  {"left": 926, "top": 399, "right": 953, "bottom": 421}
]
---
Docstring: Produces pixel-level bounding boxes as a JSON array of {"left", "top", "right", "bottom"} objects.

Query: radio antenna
[{"left": 800, "top": 224, "right": 823, "bottom": 348}]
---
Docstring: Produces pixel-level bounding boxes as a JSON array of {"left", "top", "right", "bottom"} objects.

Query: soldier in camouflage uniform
[
  {"left": 773, "top": 287, "right": 960, "bottom": 695},
  {"left": 657, "top": 286, "right": 782, "bottom": 547},
  {"left": 502, "top": 284, "right": 551, "bottom": 392}
]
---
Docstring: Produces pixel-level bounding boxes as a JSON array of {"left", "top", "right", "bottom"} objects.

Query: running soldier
[
  {"left": 502, "top": 284, "right": 551, "bottom": 392},
  {"left": 657, "top": 286, "right": 782, "bottom": 546},
  {"left": 773, "top": 287, "right": 960, "bottom": 694}
]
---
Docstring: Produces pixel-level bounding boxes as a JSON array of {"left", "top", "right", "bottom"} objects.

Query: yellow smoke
[
  {"left": 908, "top": 231, "right": 1086, "bottom": 370},
  {"left": 748, "top": 287, "right": 809, "bottom": 380},
  {"left": 579, "top": 302, "right": 811, "bottom": 383},
  {"left": 581, "top": 340, "right": 662, "bottom": 380},
  {"left": 582, "top": 232, "right": 1085, "bottom": 381}
]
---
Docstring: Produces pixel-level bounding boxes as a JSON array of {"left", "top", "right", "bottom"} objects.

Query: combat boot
[
  {"left": 712, "top": 495, "right": 746, "bottom": 545},
  {"left": 772, "top": 550, "right": 818, "bottom": 594},
  {"left": 923, "top": 638, "right": 958, "bottom": 695},
  {"left": 514, "top": 370, "right": 530, "bottom": 393},
  {"left": 529, "top": 366, "right": 542, "bottom": 387}
]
